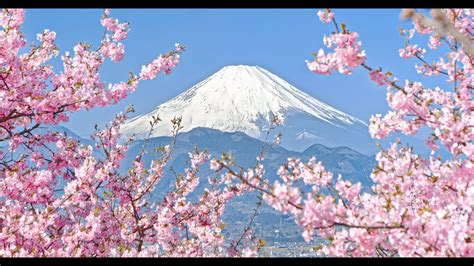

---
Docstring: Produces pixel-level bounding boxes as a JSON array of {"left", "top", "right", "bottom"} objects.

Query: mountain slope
[
  {"left": 120, "top": 127, "right": 376, "bottom": 246},
  {"left": 120, "top": 65, "right": 374, "bottom": 154},
  {"left": 121, "top": 127, "right": 375, "bottom": 197}
]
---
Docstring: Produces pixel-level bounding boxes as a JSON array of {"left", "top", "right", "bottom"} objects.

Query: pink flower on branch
[
  {"left": 307, "top": 30, "right": 366, "bottom": 75},
  {"left": 265, "top": 8, "right": 474, "bottom": 257},
  {"left": 317, "top": 9, "right": 334, "bottom": 24}
]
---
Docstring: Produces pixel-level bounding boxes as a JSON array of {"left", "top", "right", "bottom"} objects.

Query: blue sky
[{"left": 21, "top": 9, "right": 440, "bottom": 138}]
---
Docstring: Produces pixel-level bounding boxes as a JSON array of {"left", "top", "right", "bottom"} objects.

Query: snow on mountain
[
  {"left": 121, "top": 65, "right": 375, "bottom": 154},
  {"left": 296, "top": 130, "right": 321, "bottom": 141}
]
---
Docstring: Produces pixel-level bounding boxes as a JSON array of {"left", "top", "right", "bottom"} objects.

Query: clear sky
[{"left": 21, "top": 9, "right": 441, "bottom": 138}]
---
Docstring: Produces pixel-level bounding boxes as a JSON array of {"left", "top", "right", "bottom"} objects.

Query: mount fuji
[{"left": 121, "top": 65, "right": 375, "bottom": 154}]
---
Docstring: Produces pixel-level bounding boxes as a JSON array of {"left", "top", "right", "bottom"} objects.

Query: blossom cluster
[{"left": 306, "top": 31, "right": 366, "bottom": 75}]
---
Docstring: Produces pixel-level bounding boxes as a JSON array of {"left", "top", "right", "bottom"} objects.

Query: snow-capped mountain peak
[{"left": 121, "top": 65, "right": 373, "bottom": 153}]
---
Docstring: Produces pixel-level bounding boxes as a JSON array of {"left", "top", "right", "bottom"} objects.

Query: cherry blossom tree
[
  {"left": 0, "top": 8, "right": 261, "bottom": 257},
  {"left": 224, "top": 8, "right": 473, "bottom": 257}
]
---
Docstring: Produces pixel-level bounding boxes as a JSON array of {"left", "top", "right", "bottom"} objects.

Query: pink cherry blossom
[
  {"left": 306, "top": 31, "right": 366, "bottom": 75},
  {"left": 257, "top": 8, "right": 474, "bottom": 257},
  {"left": 398, "top": 44, "right": 426, "bottom": 59},
  {"left": 0, "top": 8, "right": 258, "bottom": 258},
  {"left": 369, "top": 70, "right": 390, "bottom": 86},
  {"left": 317, "top": 9, "right": 334, "bottom": 24}
]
